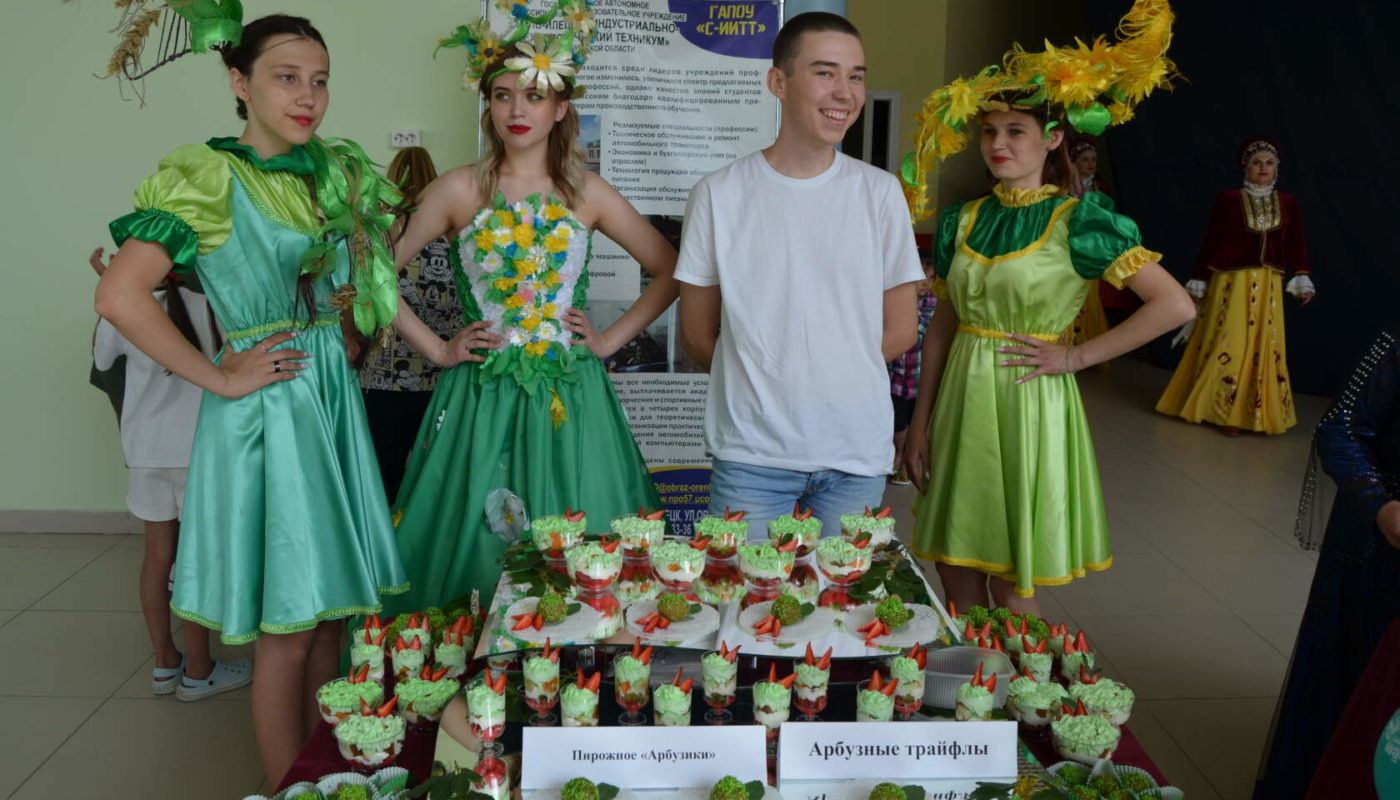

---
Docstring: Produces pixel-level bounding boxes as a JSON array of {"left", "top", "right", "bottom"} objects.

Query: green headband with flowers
[{"left": 436, "top": 0, "right": 598, "bottom": 96}]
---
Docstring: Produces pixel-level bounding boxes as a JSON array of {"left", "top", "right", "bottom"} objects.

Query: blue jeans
[{"left": 708, "top": 459, "right": 886, "bottom": 542}]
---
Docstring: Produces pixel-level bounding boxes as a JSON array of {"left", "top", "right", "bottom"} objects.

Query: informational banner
[
  {"left": 778, "top": 721, "right": 1019, "bottom": 782},
  {"left": 486, "top": 0, "right": 782, "bottom": 525}
]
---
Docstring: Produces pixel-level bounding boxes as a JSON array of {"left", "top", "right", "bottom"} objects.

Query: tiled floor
[{"left": 0, "top": 358, "right": 1325, "bottom": 799}]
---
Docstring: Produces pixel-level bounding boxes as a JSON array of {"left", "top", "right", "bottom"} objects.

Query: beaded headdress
[
  {"left": 437, "top": 0, "right": 598, "bottom": 97},
  {"left": 902, "top": 0, "right": 1178, "bottom": 221},
  {"left": 1069, "top": 139, "right": 1098, "bottom": 161},
  {"left": 1239, "top": 136, "right": 1281, "bottom": 168}
]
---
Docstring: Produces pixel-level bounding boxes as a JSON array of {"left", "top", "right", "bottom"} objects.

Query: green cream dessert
[
  {"left": 1060, "top": 650, "right": 1096, "bottom": 681},
  {"left": 1052, "top": 715, "right": 1122, "bottom": 765},
  {"left": 391, "top": 646, "right": 426, "bottom": 681},
  {"left": 316, "top": 678, "right": 384, "bottom": 724},
  {"left": 350, "top": 642, "right": 385, "bottom": 679},
  {"left": 395, "top": 676, "right": 457, "bottom": 723},
  {"left": 955, "top": 682, "right": 995, "bottom": 721},
  {"left": 839, "top": 512, "right": 896, "bottom": 547},
  {"left": 709, "top": 776, "right": 748, "bottom": 800},
  {"left": 868, "top": 784, "right": 907, "bottom": 800},
  {"left": 1069, "top": 678, "right": 1135, "bottom": 726},
  {"left": 566, "top": 541, "right": 623, "bottom": 583},
  {"left": 613, "top": 654, "right": 651, "bottom": 704},
  {"left": 815, "top": 536, "right": 869, "bottom": 581},
  {"left": 333, "top": 713, "right": 405, "bottom": 767},
  {"left": 653, "top": 683, "right": 692, "bottom": 726},
  {"left": 649, "top": 539, "right": 705, "bottom": 582},
  {"left": 1019, "top": 650, "right": 1053, "bottom": 682},
  {"left": 856, "top": 686, "right": 895, "bottom": 722},
  {"left": 1006, "top": 676, "right": 1068, "bottom": 726},
  {"left": 793, "top": 662, "right": 830, "bottom": 703},
  {"left": 751, "top": 681, "right": 792, "bottom": 730},
  {"left": 702, "top": 652, "right": 738, "bottom": 702},
  {"left": 434, "top": 642, "right": 467, "bottom": 679},
  {"left": 889, "top": 656, "right": 925, "bottom": 706},
  {"left": 737, "top": 543, "right": 795, "bottom": 583},
  {"left": 612, "top": 514, "right": 666, "bottom": 552},
  {"left": 523, "top": 655, "right": 561, "bottom": 702},
  {"left": 768, "top": 514, "right": 822, "bottom": 551},
  {"left": 327, "top": 785, "right": 372, "bottom": 800},
  {"left": 466, "top": 682, "right": 507, "bottom": 736},
  {"left": 532, "top": 514, "right": 587, "bottom": 552},
  {"left": 695, "top": 515, "right": 749, "bottom": 552},
  {"left": 560, "top": 683, "right": 599, "bottom": 727}
]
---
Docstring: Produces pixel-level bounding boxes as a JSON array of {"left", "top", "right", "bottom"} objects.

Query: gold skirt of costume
[
  {"left": 1156, "top": 267, "right": 1297, "bottom": 434},
  {"left": 1066, "top": 279, "right": 1110, "bottom": 346}
]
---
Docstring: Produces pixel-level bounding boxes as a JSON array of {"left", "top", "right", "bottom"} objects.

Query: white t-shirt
[
  {"left": 93, "top": 287, "right": 217, "bottom": 468},
  {"left": 674, "top": 150, "right": 924, "bottom": 476}
]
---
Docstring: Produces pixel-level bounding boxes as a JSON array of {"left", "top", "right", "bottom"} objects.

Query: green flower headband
[{"left": 437, "top": 0, "right": 598, "bottom": 96}]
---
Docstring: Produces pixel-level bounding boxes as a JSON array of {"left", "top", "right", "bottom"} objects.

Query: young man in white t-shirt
[{"left": 675, "top": 12, "right": 924, "bottom": 540}]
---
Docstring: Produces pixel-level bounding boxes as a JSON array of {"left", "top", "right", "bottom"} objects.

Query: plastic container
[{"left": 921, "top": 646, "right": 1014, "bottom": 710}]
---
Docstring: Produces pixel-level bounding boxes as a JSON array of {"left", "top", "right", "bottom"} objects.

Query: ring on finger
[{"left": 273, "top": 363, "right": 283, "bottom": 373}]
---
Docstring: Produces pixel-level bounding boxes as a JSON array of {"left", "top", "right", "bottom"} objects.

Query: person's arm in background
[{"left": 674, "top": 179, "right": 721, "bottom": 371}]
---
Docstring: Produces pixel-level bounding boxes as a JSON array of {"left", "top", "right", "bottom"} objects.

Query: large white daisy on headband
[{"left": 505, "top": 36, "right": 577, "bottom": 93}]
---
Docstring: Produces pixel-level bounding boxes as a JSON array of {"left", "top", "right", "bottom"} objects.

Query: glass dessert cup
[
  {"left": 615, "top": 556, "right": 659, "bottom": 603},
  {"left": 701, "top": 650, "right": 737, "bottom": 725},
  {"left": 523, "top": 658, "right": 561, "bottom": 727},
  {"left": 466, "top": 678, "right": 507, "bottom": 760},
  {"left": 650, "top": 543, "right": 705, "bottom": 598},
  {"left": 893, "top": 675, "right": 925, "bottom": 720},
  {"left": 654, "top": 685, "right": 693, "bottom": 727},
  {"left": 738, "top": 545, "right": 796, "bottom": 608},
  {"left": 696, "top": 551, "right": 743, "bottom": 604},
  {"left": 816, "top": 549, "right": 868, "bottom": 610},
  {"left": 615, "top": 678, "right": 651, "bottom": 726},
  {"left": 793, "top": 671, "right": 830, "bottom": 721},
  {"left": 855, "top": 680, "right": 895, "bottom": 723},
  {"left": 334, "top": 715, "right": 406, "bottom": 774},
  {"left": 472, "top": 754, "right": 512, "bottom": 800},
  {"left": 751, "top": 682, "right": 791, "bottom": 758}
]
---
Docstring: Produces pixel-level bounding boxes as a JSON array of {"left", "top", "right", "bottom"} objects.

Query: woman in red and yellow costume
[{"left": 1157, "top": 136, "right": 1314, "bottom": 435}]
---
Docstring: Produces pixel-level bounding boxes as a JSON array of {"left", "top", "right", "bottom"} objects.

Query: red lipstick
[
  {"left": 291, "top": 115, "right": 314, "bottom": 127},
  {"left": 507, "top": 125, "right": 531, "bottom": 134}
]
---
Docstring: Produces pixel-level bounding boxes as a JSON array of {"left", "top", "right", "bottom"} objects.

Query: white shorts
[{"left": 126, "top": 468, "right": 188, "bottom": 522}]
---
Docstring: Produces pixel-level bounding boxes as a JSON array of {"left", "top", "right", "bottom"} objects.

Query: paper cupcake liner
[
  {"left": 370, "top": 766, "right": 410, "bottom": 795},
  {"left": 316, "top": 771, "right": 371, "bottom": 794},
  {"left": 274, "top": 781, "right": 322, "bottom": 800}
]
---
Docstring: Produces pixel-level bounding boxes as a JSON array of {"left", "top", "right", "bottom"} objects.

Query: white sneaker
[
  {"left": 151, "top": 654, "right": 185, "bottom": 696},
  {"left": 176, "top": 658, "right": 253, "bottom": 702}
]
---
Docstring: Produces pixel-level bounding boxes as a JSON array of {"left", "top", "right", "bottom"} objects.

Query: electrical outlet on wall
[{"left": 390, "top": 130, "right": 422, "bottom": 148}]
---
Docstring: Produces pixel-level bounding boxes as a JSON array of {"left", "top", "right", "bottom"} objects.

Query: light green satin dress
[
  {"left": 388, "top": 194, "right": 662, "bottom": 613},
  {"left": 910, "top": 185, "right": 1158, "bottom": 598},
  {"left": 111, "top": 139, "right": 408, "bottom": 644}
]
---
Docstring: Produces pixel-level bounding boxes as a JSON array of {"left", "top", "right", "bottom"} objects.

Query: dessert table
[{"left": 280, "top": 537, "right": 1172, "bottom": 794}]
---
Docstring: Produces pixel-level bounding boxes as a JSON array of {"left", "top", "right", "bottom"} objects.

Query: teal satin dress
[{"left": 111, "top": 139, "right": 408, "bottom": 644}]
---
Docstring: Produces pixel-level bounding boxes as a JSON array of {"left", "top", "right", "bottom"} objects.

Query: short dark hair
[
  {"left": 772, "top": 12, "right": 861, "bottom": 73},
  {"left": 220, "top": 15, "right": 327, "bottom": 120}
]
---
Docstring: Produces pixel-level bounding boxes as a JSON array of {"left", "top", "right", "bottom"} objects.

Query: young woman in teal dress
[
  {"left": 386, "top": 10, "right": 677, "bottom": 612},
  {"left": 93, "top": 15, "right": 473, "bottom": 784},
  {"left": 899, "top": 0, "right": 1196, "bottom": 615}
]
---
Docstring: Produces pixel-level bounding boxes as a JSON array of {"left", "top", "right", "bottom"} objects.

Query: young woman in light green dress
[{"left": 903, "top": 101, "right": 1195, "bottom": 616}]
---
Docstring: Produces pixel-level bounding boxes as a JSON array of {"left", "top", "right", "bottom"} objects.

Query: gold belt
[{"left": 957, "top": 324, "right": 1059, "bottom": 342}]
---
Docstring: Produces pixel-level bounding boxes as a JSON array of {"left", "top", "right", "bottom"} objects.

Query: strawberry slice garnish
[
  {"left": 880, "top": 677, "right": 899, "bottom": 696},
  {"left": 493, "top": 671, "right": 508, "bottom": 694},
  {"left": 563, "top": 506, "right": 586, "bottom": 523},
  {"left": 432, "top": 666, "right": 451, "bottom": 681},
  {"left": 971, "top": 662, "right": 984, "bottom": 687},
  {"left": 982, "top": 674, "right": 997, "bottom": 694},
  {"left": 1079, "top": 664, "right": 1100, "bottom": 684},
  {"left": 1021, "top": 667, "right": 1037, "bottom": 681},
  {"left": 420, "top": 664, "right": 433, "bottom": 680},
  {"left": 946, "top": 601, "right": 959, "bottom": 619},
  {"left": 870, "top": 671, "right": 883, "bottom": 692},
  {"left": 586, "top": 672, "right": 601, "bottom": 692},
  {"left": 817, "top": 647, "right": 833, "bottom": 670},
  {"left": 689, "top": 535, "right": 712, "bottom": 550},
  {"left": 874, "top": 506, "right": 892, "bottom": 519},
  {"left": 805, "top": 643, "right": 816, "bottom": 665},
  {"left": 766, "top": 662, "right": 778, "bottom": 684},
  {"left": 643, "top": 508, "right": 666, "bottom": 521},
  {"left": 852, "top": 531, "right": 873, "bottom": 549},
  {"left": 1075, "top": 631, "right": 1090, "bottom": 653},
  {"left": 375, "top": 697, "right": 399, "bottom": 717},
  {"left": 722, "top": 507, "right": 747, "bottom": 522},
  {"left": 360, "top": 698, "right": 373, "bottom": 715}
]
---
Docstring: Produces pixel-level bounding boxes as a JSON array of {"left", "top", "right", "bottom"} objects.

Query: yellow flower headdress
[
  {"left": 436, "top": 0, "right": 598, "bottom": 97},
  {"left": 902, "top": 0, "right": 1179, "bottom": 222}
]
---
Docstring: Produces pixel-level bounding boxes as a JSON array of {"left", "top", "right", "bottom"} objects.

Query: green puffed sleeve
[
  {"left": 1066, "top": 192, "right": 1162, "bottom": 288},
  {"left": 932, "top": 201, "right": 965, "bottom": 279},
  {"left": 109, "top": 144, "right": 232, "bottom": 274}
]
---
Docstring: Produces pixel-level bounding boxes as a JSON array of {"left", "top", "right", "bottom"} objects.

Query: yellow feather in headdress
[{"left": 900, "top": 0, "right": 1178, "bottom": 223}]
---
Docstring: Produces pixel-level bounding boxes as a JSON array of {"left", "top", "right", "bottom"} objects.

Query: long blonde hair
[{"left": 473, "top": 47, "right": 588, "bottom": 209}]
